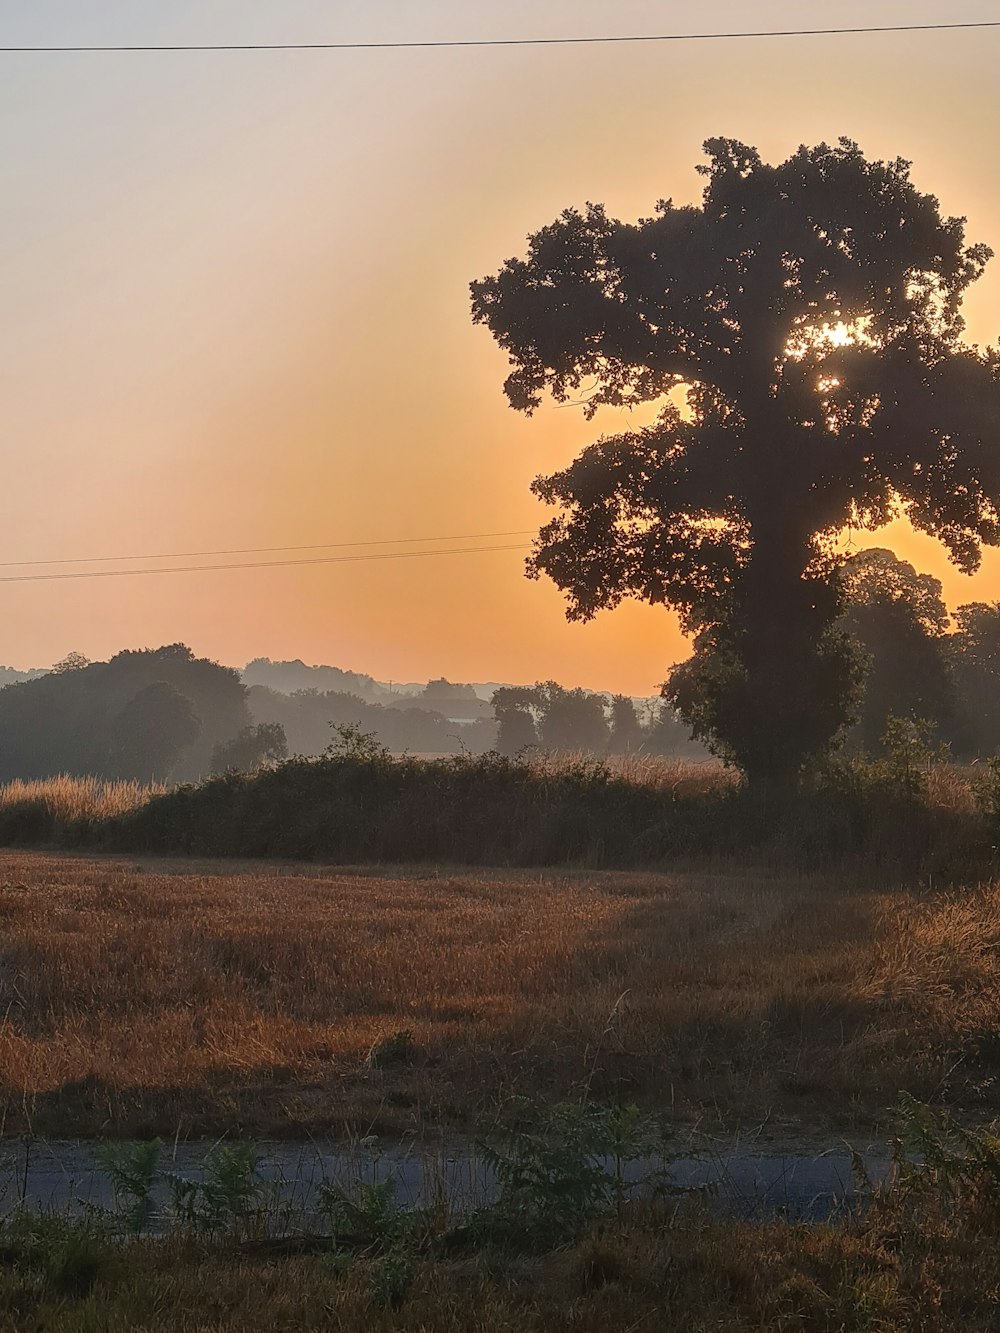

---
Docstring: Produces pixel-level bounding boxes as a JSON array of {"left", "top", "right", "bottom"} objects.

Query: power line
[
  {"left": 1, "top": 21, "right": 999, "bottom": 53},
  {"left": 0, "top": 528, "right": 536, "bottom": 570},
  {"left": 0, "top": 542, "right": 532, "bottom": 584}
]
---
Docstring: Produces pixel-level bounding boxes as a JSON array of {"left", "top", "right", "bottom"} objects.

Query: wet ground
[{"left": 0, "top": 1136, "right": 895, "bottom": 1227}]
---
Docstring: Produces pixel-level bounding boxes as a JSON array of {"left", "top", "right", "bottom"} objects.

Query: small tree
[
  {"left": 51, "top": 651, "right": 91, "bottom": 674},
  {"left": 608, "top": 695, "right": 644, "bottom": 754},
  {"left": 492, "top": 687, "right": 539, "bottom": 755},
  {"left": 534, "top": 682, "right": 610, "bottom": 753},
  {"left": 211, "top": 723, "right": 288, "bottom": 775},
  {"left": 472, "top": 138, "right": 1000, "bottom": 791}
]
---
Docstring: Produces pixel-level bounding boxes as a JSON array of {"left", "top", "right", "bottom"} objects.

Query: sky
[{"left": 4, "top": 0, "right": 1000, "bottom": 694}]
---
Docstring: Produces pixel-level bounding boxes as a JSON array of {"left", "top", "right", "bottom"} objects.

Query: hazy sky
[{"left": 4, "top": 0, "right": 1000, "bottom": 692}]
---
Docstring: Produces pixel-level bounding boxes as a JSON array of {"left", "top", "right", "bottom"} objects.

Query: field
[{"left": 2, "top": 848, "right": 999, "bottom": 1139}]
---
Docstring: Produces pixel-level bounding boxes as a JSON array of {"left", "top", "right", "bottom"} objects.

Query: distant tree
[
  {"left": 643, "top": 701, "right": 708, "bottom": 759},
  {"left": 840, "top": 549, "right": 956, "bottom": 752},
  {"left": 420, "top": 678, "right": 478, "bottom": 701},
  {"left": 52, "top": 651, "right": 91, "bottom": 673},
  {"left": 492, "top": 687, "right": 539, "bottom": 755},
  {"left": 950, "top": 602, "right": 1000, "bottom": 753},
  {"left": 472, "top": 137, "right": 1000, "bottom": 792},
  {"left": 242, "top": 658, "right": 381, "bottom": 699},
  {"left": 608, "top": 695, "right": 644, "bottom": 754},
  {"left": 211, "top": 722, "right": 288, "bottom": 775},
  {"left": 109, "top": 682, "right": 200, "bottom": 783},
  {"left": 534, "top": 682, "right": 610, "bottom": 752}
]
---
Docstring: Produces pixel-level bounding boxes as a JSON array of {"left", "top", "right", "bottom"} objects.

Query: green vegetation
[{"left": 0, "top": 1098, "right": 999, "bottom": 1329}]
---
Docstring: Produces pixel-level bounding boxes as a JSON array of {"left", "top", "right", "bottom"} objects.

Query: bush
[{"left": 0, "top": 735, "right": 994, "bottom": 878}]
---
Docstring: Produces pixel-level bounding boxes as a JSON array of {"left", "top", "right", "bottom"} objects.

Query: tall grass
[{"left": 0, "top": 776, "right": 161, "bottom": 845}]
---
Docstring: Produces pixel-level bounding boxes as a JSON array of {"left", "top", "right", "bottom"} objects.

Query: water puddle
[{"left": 0, "top": 1137, "right": 894, "bottom": 1226}]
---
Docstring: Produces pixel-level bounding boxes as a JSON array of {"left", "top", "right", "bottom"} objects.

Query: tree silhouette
[
  {"left": 0, "top": 645, "right": 246, "bottom": 782},
  {"left": 492, "top": 687, "right": 539, "bottom": 755},
  {"left": 608, "top": 695, "right": 644, "bottom": 754},
  {"left": 109, "top": 681, "right": 200, "bottom": 783},
  {"left": 534, "top": 681, "right": 610, "bottom": 752},
  {"left": 472, "top": 138, "right": 1000, "bottom": 788},
  {"left": 839, "top": 549, "right": 955, "bottom": 752},
  {"left": 951, "top": 602, "right": 1000, "bottom": 753}
]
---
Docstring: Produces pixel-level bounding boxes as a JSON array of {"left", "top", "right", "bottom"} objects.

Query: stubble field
[{"left": 0, "top": 849, "right": 997, "bottom": 1139}]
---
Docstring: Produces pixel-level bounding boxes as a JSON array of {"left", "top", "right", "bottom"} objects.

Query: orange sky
[{"left": 5, "top": 1, "right": 1000, "bottom": 694}]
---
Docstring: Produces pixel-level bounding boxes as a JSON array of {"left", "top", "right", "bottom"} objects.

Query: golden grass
[
  {"left": 527, "top": 749, "right": 733, "bottom": 795},
  {"left": 0, "top": 849, "right": 998, "bottom": 1138},
  {"left": 0, "top": 776, "right": 162, "bottom": 822}
]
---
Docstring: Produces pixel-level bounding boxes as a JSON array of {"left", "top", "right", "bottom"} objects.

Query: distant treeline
[
  {"left": 245, "top": 680, "right": 704, "bottom": 761},
  {"left": 3, "top": 547, "right": 1000, "bottom": 784},
  {"left": 0, "top": 648, "right": 703, "bottom": 784},
  {"left": 0, "top": 646, "right": 249, "bottom": 783}
]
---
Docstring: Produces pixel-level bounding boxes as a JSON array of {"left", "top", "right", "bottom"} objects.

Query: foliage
[
  {"left": 96, "top": 1139, "right": 162, "bottom": 1236},
  {"left": 473, "top": 138, "right": 1000, "bottom": 788},
  {"left": 951, "top": 601, "right": 1000, "bottom": 754},
  {"left": 4, "top": 1215, "right": 112, "bottom": 1297},
  {"left": 248, "top": 683, "right": 499, "bottom": 758},
  {"left": 492, "top": 683, "right": 610, "bottom": 755},
  {"left": 491, "top": 686, "right": 540, "bottom": 755},
  {"left": 366, "top": 1029, "right": 416, "bottom": 1069},
  {"left": 211, "top": 722, "right": 288, "bottom": 775},
  {"left": 478, "top": 1099, "right": 663, "bottom": 1245},
  {"left": 608, "top": 694, "right": 644, "bottom": 754},
  {"left": 0, "top": 644, "right": 249, "bottom": 783},
  {"left": 0, "top": 739, "right": 992, "bottom": 878},
  {"left": 164, "top": 1143, "right": 264, "bottom": 1238},
  {"left": 319, "top": 1170, "right": 419, "bottom": 1309},
  {"left": 892, "top": 1092, "right": 1000, "bottom": 1221},
  {"left": 839, "top": 549, "right": 957, "bottom": 753}
]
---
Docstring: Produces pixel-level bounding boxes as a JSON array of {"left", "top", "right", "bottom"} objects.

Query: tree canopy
[
  {"left": 839, "top": 549, "right": 955, "bottom": 752},
  {"left": 472, "top": 137, "right": 1000, "bottom": 785},
  {"left": 0, "top": 645, "right": 248, "bottom": 782}
]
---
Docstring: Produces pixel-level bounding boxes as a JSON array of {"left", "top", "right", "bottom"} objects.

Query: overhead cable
[
  {"left": 0, "top": 529, "right": 536, "bottom": 569},
  {"left": 1, "top": 21, "right": 998, "bottom": 53},
  {"left": 0, "top": 542, "right": 532, "bottom": 584}
]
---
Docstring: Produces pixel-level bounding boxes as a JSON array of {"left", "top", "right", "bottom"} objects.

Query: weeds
[
  {"left": 367, "top": 1030, "right": 416, "bottom": 1069},
  {"left": 0, "top": 776, "right": 160, "bottom": 848},
  {"left": 1, "top": 1097, "right": 1000, "bottom": 1327},
  {"left": 96, "top": 1138, "right": 161, "bottom": 1235},
  {"left": 477, "top": 1100, "right": 665, "bottom": 1245},
  {"left": 164, "top": 1143, "right": 264, "bottom": 1238}
]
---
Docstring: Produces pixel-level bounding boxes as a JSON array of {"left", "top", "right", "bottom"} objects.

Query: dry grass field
[{"left": 0, "top": 849, "right": 997, "bottom": 1139}]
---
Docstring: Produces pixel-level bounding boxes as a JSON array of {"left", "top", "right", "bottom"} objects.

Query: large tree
[{"left": 471, "top": 137, "right": 1000, "bottom": 788}]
